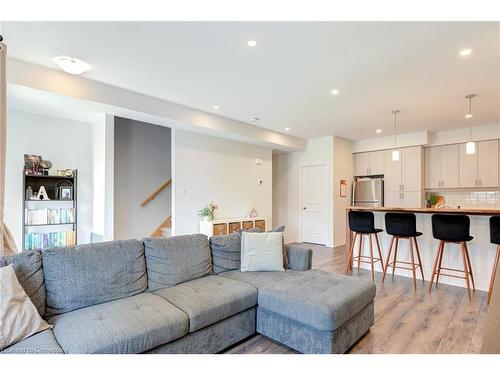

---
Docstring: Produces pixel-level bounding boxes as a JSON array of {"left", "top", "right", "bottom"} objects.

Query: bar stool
[
  {"left": 429, "top": 214, "right": 475, "bottom": 301},
  {"left": 346, "top": 211, "right": 385, "bottom": 281},
  {"left": 488, "top": 216, "right": 500, "bottom": 304},
  {"left": 382, "top": 213, "right": 425, "bottom": 290}
]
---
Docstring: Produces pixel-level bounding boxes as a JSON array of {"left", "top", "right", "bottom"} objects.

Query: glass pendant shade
[
  {"left": 466, "top": 141, "right": 476, "bottom": 155},
  {"left": 392, "top": 149, "right": 400, "bottom": 161}
]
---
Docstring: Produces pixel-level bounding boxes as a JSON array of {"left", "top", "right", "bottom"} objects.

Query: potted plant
[
  {"left": 426, "top": 193, "right": 438, "bottom": 208},
  {"left": 198, "top": 202, "right": 218, "bottom": 221}
]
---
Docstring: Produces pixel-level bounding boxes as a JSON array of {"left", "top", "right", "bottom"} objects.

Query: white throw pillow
[
  {"left": 240, "top": 232, "right": 284, "bottom": 272},
  {"left": 0, "top": 264, "right": 52, "bottom": 350}
]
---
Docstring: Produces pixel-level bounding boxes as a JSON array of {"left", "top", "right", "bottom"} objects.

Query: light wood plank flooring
[{"left": 225, "top": 244, "right": 488, "bottom": 354}]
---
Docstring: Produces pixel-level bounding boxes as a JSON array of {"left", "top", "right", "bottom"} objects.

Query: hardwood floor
[{"left": 225, "top": 244, "right": 488, "bottom": 354}]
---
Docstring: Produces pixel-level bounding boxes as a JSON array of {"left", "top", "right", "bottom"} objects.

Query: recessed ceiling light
[
  {"left": 212, "top": 105, "right": 220, "bottom": 110},
  {"left": 250, "top": 117, "right": 260, "bottom": 122},
  {"left": 53, "top": 56, "right": 90, "bottom": 75},
  {"left": 331, "top": 89, "right": 340, "bottom": 95},
  {"left": 459, "top": 48, "right": 472, "bottom": 57},
  {"left": 284, "top": 127, "right": 290, "bottom": 131},
  {"left": 376, "top": 129, "right": 382, "bottom": 133},
  {"left": 247, "top": 40, "right": 258, "bottom": 47}
]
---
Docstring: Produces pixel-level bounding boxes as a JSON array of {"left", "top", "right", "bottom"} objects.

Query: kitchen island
[{"left": 345, "top": 206, "right": 500, "bottom": 291}]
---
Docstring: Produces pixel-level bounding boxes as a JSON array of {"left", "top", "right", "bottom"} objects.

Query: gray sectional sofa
[{"left": 1, "top": 233, "right": 376, "bottom": 354}]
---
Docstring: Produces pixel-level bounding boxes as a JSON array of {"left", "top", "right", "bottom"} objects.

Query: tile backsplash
[{"left": 429, "top": 190, "right": 500, "bottom": 209}]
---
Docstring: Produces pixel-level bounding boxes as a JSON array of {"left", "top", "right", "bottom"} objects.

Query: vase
[{"left": 203, "top": 216, "right": 211, "bottom": 222}]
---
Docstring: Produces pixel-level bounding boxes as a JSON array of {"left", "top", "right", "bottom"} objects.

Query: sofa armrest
[{"left": 285, "top": 244, "right": 312, "bottom": 271}]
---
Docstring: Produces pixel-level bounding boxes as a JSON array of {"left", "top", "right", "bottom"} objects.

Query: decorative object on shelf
[
  {"left": 198, "top": 201, "right": 218, "bottom": 221},
  {"left": 391, "top": 110, "right": 400, "bottom": 161},
  {"left": 36, "top": 186, "right": 50, "bottom": 201},
  {"left": 63, "top": 169, "right": 73, "bottom": 177},
  {"left": 249, "top": 208, "right": 258, "bottom": 218},
  {"left": 39, "top": 159, "right": 53, "bottom": 175},
  {"left": 465, "top": 94, "right": 477, "bottom": 155},
  {"left": 24, "top": 154, "right": 42, "bottom": 175},
  {"left": 25, "top": 186, "right": 33, "bottom": 201},
  {"left": 55, "top": 180, "right": 74, "bottom": 200}
]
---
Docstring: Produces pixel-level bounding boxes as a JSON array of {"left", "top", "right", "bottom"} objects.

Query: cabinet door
[
  {"left": 384, "top": 191, "right": 402, "bottom": 207},
  {"left": 354, "top": 153, "right": 370, "bottom": 176},
  {"left": 425, "top": 147, "right": 442, "bottom": 189},
  {"left": 384, "top": 149, "right": 402, "bottom": 192},
  {"left": 441, "top": 144, "right": 460, "bottom": 188},
  {"left": 402, "top": 146, "right": 422, "bottom": 191},
  {"left": 478, "top": 140, "right": 499, "bottom": 187},
  {"left": 459, "top": 143, "right": 478, "bottom": 188},
  {"left": 401, "top": 191, "right": 423, "bottom": 208},
  {"left": 369, "top": 151, "right": 385, "bottom": 175}
]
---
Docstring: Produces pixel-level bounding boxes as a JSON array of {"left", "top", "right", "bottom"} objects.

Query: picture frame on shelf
[{"left": 59, "top": 186, "right": 73, "bottom": 200}]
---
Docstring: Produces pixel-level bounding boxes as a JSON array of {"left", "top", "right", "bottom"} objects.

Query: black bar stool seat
[
  {"left": 488, "top": 216, "right": 500, "bottom": 304},
  {"left": 429, "top": 214, "right": 475, "bottom": 301},
  {"left": 346, "top": 211, "right": 385, "bottom": 281},
  {"left": 382, "top": 213, "right": 425, "bottom": 289}
]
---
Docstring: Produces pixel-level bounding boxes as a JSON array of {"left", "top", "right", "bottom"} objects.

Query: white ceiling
[{"left": 2, "top": 22, "right": 500, "bottom": 140}]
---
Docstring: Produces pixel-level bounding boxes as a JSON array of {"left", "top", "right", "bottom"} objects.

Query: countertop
[{"left": 347, "top": 206, "right": 500, "bottom": 216}]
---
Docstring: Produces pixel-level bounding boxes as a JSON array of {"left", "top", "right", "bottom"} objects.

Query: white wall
[
  {"left": 114, "top": 117, "right": 171, "bottom": 240},
  {"left": 333, "top": 137, "right": 354, "bottom": 247},
  {"left": 273, "top": 136, "right": 334, "bottom": 246},
  {"left": 5, "top": 110, "right": 93, "bottom": 247},
  {"left": 173, "top": 129, "right": 272, "bottom": 235}
]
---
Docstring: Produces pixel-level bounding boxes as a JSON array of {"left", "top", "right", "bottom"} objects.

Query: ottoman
[{"left": 256, "top": 269, "right": 376, "bottom": 354}]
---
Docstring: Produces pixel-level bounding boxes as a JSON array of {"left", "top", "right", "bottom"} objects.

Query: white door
[
  {"left": 441, "top": 144, "right": 459, "bottom": 188},
  {"left": 384, "top": 149, "right": 402, "bottom": 192},
  {"left": 370, "top": 151, "right": 385, "bottom": 175},
  {"left": 425, "top": 147, "right": 442, "bottom": 189},
  {"left": 301, "top": 164, "right": 328, "bottom": 245},
  {"left": 402, "top": 146, "right": 422, "bottom": 191},
  {"left": 459, "top": 143, "right": 478, "bottom": 188},
  {"left": 478, "top": 140, "right": 499, "bottom": 187}
]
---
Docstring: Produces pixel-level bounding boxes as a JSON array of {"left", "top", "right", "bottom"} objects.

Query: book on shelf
[
  {"left": 25, "top": 208, "right": 75, "bottom": 225},
  {"left": 24, "top": 231, "right": 76, "bottom": 250}
]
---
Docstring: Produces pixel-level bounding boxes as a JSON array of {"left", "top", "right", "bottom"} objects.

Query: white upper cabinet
[
  {"left": 425, "top": 144, "right": 459, "bottom": 189},
  {"left": 478, "top": 140, "right": 499, "bottom": 187},
  {"left": 459, "top": 140, "right": 499, "bottom": 188},
  {"left": 353, "top": 150, "right": 384, "bottom": 176},
  {"left": 402, "top": 146, "right": 422, "bottom": 191}
]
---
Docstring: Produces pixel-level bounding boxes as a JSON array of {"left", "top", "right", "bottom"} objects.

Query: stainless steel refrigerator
[{"left": 352, "top": 178, "right": 384, "bottom": 207}]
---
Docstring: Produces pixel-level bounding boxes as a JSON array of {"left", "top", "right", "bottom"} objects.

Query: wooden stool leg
[
  {"left": 392, "top": 238, "right": 399, "bottom": 277},
  {"left": 436, "top": 242, "right": 445, "bottom": 285},
  {"left": 464, "top": 243, "right": 476, "bottom": 291},
  {"left": 357, "top": 234, "right": 364, "bottom": 270},
  {"left": 374, "top": 233, "right": 384, "bottom": 271},
  {"left": 429, "top": 241, "right": 444, "bottom": 294},
  {"left": 345, "top": 233, "right": 357, "bottom": 274},
  {"left": 409, "top": 237, "right": 417, "bottom": 290},
  {"left": 460, "top": 242, "right": 472, "bottom": 301},
  {"left": 488, "top": 246, "right": 500, "bottom": 304},
  {"left": 413, "top": 237, "right": 425, "bottom": 282},
  {"left": 382, "top": 236, "right": 395, "bottom": 283},
  {"left": 369, "top": 234, "right": 375, "bottom": 282}
]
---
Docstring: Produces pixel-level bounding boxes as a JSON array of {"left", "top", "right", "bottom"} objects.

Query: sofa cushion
[
  {"left": 240, "top": 232, "right": 284, "bottom": 272},
  {"left": 42, "top": 240, "right": 147, "bottom": 316},
  {"left": 49, "top": 293, "right": 188, "bottom": 354},
  {"left": 153, "top": 275, "right": 257, "bottom": 332},
  {"left": 258, "top": 269, "right": 376, "bottom": 331},
  {"left": 1, "top": 330, "right": 63, "bottom": 354},
  {"left": 144, "top": 234, "right": 212, "bottom": 290},
  {"left": 210, "top": 232, "right": 241, "bottom": 274},
  {"left": 0, "top": 250, "right": 46, "bottom": 316},
  {"left": 219, "top": 269, "right": 302, "bottom": 290}
]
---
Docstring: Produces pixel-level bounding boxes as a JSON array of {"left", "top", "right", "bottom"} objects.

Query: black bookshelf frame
[{"left": 22, "top": 170, "right": 78, "bottom": 251}]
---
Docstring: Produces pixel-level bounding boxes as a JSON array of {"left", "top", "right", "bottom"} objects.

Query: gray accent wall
[{"left": 114, "top": 117, "right": 171, "bottom": 240}]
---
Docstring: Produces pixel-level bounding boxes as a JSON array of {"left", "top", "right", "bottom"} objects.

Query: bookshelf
[{"left": 22, "top": 170, "right": 78, "bottom": 251}]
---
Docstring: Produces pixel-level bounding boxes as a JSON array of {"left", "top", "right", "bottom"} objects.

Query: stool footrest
[
  {"left": 352, "top": 255, "right": 382, "bottom": 264},
  {"left": 387, "top": 260, "right": 421, "bottom": 271}
]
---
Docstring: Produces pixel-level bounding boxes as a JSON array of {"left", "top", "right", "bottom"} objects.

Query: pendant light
[
  {"left": 465, "top": 94, "right": 476, "bottom": 155},
  {"left": 391, "top": 110, "right": 400, "bottom": 161}
]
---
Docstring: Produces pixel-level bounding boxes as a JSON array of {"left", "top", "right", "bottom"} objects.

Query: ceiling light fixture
[
  {"left": 459, "top": 48, "right": 472, "bottom": 57},
  {"left": 53, "top": 56, "right": 90, "bottom": 75},
  {"left": 284, "top": 127, "right": 290, "bottom": 131},
  {"left": 212, "top": 105, "right": 220, "bottom": 110},
  {"left": 376, "top": 129, "right": 382, "bottom": 134},
  {"left": 247, "top": 40, "right": 258, "bottom": 47},
  {"left": 331, "top": 89, "right": 340, "bottom": 95},
  {"left": 465, "top": 94, "right": 477, "bottom": 154},
  {"left": 250, "top": 117, "right": 260, "bottom": 122},
  {"left": 391, "top": 110, "right": 400, "bottom": 161}
]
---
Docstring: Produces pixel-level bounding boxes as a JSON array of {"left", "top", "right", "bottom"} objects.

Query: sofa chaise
[{"left": 1, "top": 233, "right": 375, "bottom": 354}]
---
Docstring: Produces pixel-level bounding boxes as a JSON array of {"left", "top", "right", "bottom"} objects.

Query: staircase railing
[
  {"left": 140, "top": 179, "right": 171, "bottom": 207},
  {"left": 140, "top": 179, "right": 172, "bottom": 237}
]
